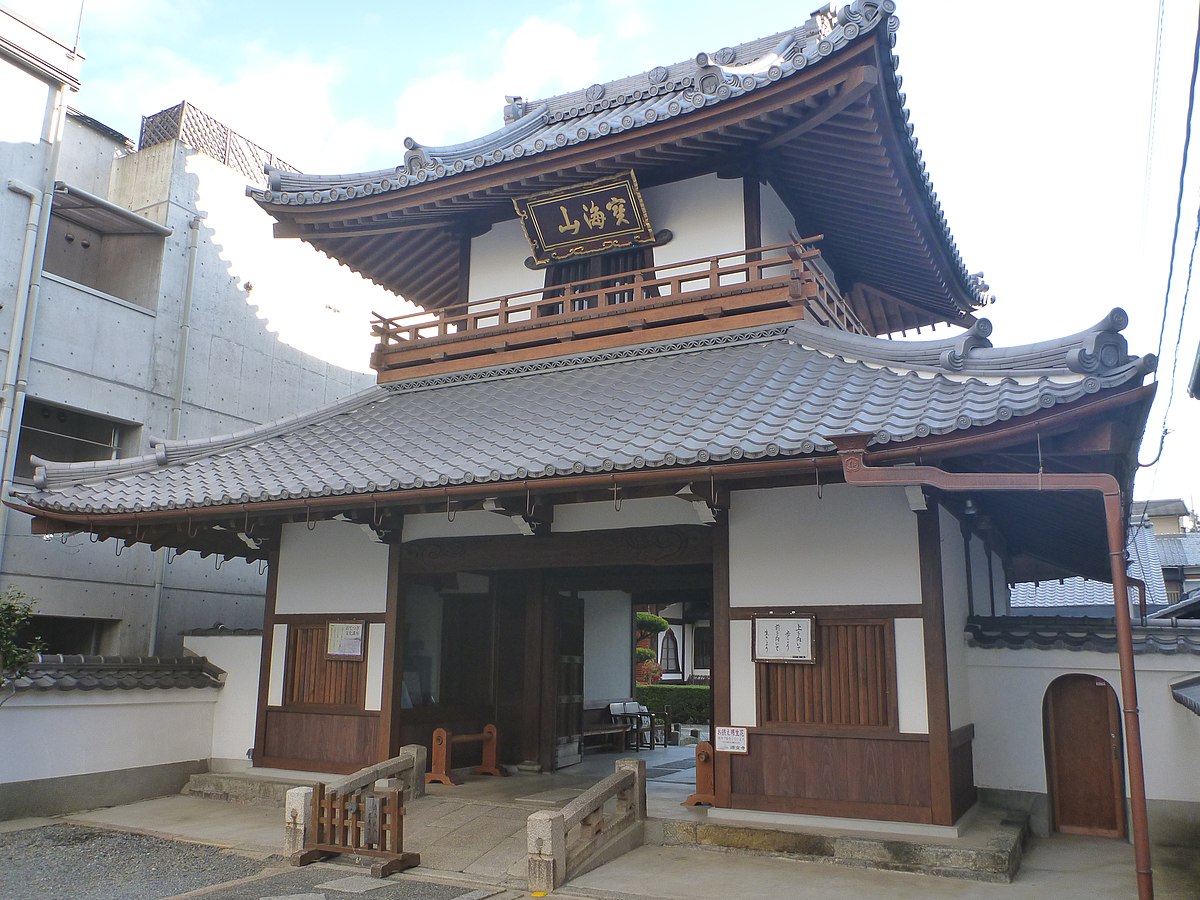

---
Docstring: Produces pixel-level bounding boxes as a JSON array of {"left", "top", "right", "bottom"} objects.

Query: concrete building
[{"left": 0, "top": 7, "right": 386, "bottom": 655}]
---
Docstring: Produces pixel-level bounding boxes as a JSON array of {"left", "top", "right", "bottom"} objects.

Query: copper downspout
[{"left": 832, "top": 435, "right": 1153, "bottom": 900}]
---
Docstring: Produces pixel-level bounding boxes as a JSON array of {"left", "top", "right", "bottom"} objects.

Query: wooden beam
[
  {"left": 251, "top": 539, "right": 282, "bottom": 767},
  {"left": 917, "top": 505, "right": 954, "bottom": 825},
  {"left": 712, "top": 518, "right": 732, "bottom": 807},
  {"left": 761, "top": 66, "right": 880, "bottom": 151},
  {"left": 377, "top": 536, "right": 405, "bottom": 761}
]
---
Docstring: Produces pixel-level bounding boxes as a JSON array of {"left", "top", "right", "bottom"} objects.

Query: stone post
[
  {"left": 615, "top": 757, "right": 647, "bottom": 820},
  {"left": 526, "top": 808, "right": 566, "bottom": 893},
  {"left": 283, "top": 786, "right": 313, "bottom": 856}
]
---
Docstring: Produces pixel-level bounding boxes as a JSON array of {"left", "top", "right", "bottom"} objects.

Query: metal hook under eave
[
  {"left": 446, "top": 490, "right": 456, "bottom": 522},
  {"left": 166, "top": 546, "right": 177, "bottom": 565},
  {"left": 258, "top": 558, "right": 268, "bottom": 576},
  {"left": 59, "top": 532, "right": 69, "bottom": 545},
  {"left": 612, "top": 475, "right": 622, "bottom": 512},
  {"left": 525, "top": 480, "right": 532, "bottom": 518},
  {"left": 815, "top": 459, "right": 823, "bottom": 500},
  {"left": 115, "top": 539, "right": 124, "bottom": 557},
  {"left": 306, "top": 504, "right": 316, "bottom": 531},
  {"left": 373, "top": 500, "right": 384, "bottom": 529},
  {"left": 187, "top": 517, "right": 199, "bottom": 539},
  {"left": 89, "top": 529, "right": 100, "bottom": 543},
  {"left": 215, "top": 554, "right": 224, "bottom": 570}
]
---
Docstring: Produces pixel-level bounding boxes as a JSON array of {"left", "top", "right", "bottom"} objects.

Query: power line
[{"left": 1141, "top": 0, "right": 1168, "bottom": 237}]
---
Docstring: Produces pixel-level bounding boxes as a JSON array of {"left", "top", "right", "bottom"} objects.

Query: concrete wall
[
  {"left": 582, "top": 590, "right": 633, "bottom": 704},
  {"left": 183, "top": 633, "right": 261, "bottom": 771},
  {"left": 728, "top": 484, "right": 921, "bottom": 607},
  {"left": 967, "top": 646, "right": 1200, "bottom": 844}
]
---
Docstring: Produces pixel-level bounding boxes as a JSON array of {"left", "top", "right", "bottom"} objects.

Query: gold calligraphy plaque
[{"left": 513, "top": 170, "right": 656, "bottom": 265}]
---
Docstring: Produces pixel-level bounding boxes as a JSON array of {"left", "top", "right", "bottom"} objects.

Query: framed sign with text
[
  {"left": 752, "top": 616, "right": 815, "bottom": 664},
  {"left": 326, "top": 620, "right": 365, "bottom": 660},
  {"left": 513, "top": 170, "right": 656, "bottom": 265}
]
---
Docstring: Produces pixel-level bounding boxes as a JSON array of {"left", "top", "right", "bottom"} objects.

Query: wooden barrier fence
[
  {"left": 684, "top": 741, "right": 715, "bottom": 807},
  {"left": 426, "top": 723, "right": 505, "bottom": 786}
]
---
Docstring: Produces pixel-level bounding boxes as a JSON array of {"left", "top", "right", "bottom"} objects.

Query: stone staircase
[
  {"left": 182, "top": 771, "right": 313, "bottom": 807},
  {"left": 651, "top": 806, "right": 1029, "bottom": 883}
]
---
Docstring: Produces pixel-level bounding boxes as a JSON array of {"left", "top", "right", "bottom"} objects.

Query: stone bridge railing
[{"left": 527, "top": 758, "right": 646, "bottom": 893}]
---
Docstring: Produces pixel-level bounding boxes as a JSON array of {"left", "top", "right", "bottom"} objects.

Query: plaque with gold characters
[{"left": 513, "top": 171, "right": 656, "bottom": 265}]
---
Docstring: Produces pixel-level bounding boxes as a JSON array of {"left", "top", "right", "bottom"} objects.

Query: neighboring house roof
[
  {"left": 1172, "top": 675, "right": 1200, "bottom": 715},
  {"left": 1150, "top": 592, "right": 1200, "bottom": 621},
  {"left": 1131, "top": 498, "right": 1190, "bottom": 520},
  {"left": 8, "top": 654, "right": 225, "bottom": 692},
  {"left": 1010, "top": 523, "right": 1168, "bottom": 608},
  {"left": 1155, "top": 533, "right": 1200, "bottom": 569},
  {"left": 966, "top": 616, "right": 1200, "bottom": 656},
  {"left": 251, "top": 3, "right": 982, "bottom": 325},
  {"left": 23, "top": 313, "right": 1153, "bottom": 517}
]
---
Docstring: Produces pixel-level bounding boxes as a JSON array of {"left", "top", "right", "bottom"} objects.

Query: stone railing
[
  {"left": 283, "top": 744, "right": 427, "bottom": 855},
  {"left": 527, "top": 758, "right": 646, "bottom": 893}
]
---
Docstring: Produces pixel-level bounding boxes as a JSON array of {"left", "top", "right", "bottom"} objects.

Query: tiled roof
[
  {"left": 25, "top": 313, "right": 1153, "bottom": 516},
  {"left": 182, "top": 626, "right": 263, "bottom": 637},
  {"left": 1155, "top": 533, "right": 1200, "bottom": 568},
  {"left": 966, "top": 616, "right": 1200, "bottom": 656},
  {"left": 9, "top": 654, "right": 225, "bottom": 692},
  {"left": 252, "top": 2, "right": 981, "bottom": 312},
  {"left": 1010, "top": 523, "right": 1167, "bottom": 608},
  {"left": 1172, "top": 675, "right": 1200, "bottom": 716},
  {"left": 1131, "top": 498, "right": 1190, "bottom": 519}
]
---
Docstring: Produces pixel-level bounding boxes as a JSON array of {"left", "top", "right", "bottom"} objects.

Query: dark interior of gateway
[{"left": 396, "top": 564, "right": 711, "bottom": 771}]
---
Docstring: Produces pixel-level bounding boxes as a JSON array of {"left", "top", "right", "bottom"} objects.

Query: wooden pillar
[
  {"left": 711, "top": 519, "right": 732, "bottom": 807},
  {"left": 917, "top": 506, "right": 954, "bottom": 825},
  {"left": 251, "top": 538, "right": 281, "bottom": 767},
  {"left": 377, "top": 536, "right": 405, "bottom": 761},
  {"left": 521, "top": 571, "right": 544, "bottom": 764},
  {"left": 538, "top": 576, "right": 557, "bottom": 773}
]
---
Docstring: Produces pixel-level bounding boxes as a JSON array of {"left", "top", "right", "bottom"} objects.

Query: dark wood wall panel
[
  {"left": 284, "top": 623, "right": 366, "bottom": 708},
  {"left": 730, "top": 731, "right": 932, "bottom": 823},
  {"left": 757, "top": 620, "right": 893, "bottom": 728},
  {"left": 949, "top": 725, "right": 977, "bottom": 822},
  {"left": 262, "top": 709, "right": 378, "bottom": 771}
]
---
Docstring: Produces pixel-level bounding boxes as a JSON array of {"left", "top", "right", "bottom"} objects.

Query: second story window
[{"left": 541, "top": 247, "right": 654, "bottom": 316}]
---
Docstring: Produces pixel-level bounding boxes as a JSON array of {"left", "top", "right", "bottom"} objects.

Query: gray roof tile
[
  {"left": 26, "top": 314, "right": 1153, "bottom": 516},
  {"left": 10, "top": 654, "right": 225, "bottom": 692},
  {"left": 1155, "top": 533, "right": 1200, "bottom": 568},
  {"left": 966, "top": 616, "right": 1200, "bottom": 656}
]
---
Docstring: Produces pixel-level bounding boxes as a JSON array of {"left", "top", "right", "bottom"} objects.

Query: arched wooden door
[{"left": 1043, "top": 674, "right": 1125, "bottom": 837}]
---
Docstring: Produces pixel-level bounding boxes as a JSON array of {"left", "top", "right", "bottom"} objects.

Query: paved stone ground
[{"left": 0, "top": 823, "right": 521, "bottom": 900}]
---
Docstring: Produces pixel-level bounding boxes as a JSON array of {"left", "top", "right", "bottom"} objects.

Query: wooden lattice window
[
  {"left": 284, "top": 622, "right": 367, "bottom": 708},
  {"left": 756, "top": 619, "right": 895, "bottom": 728},
  {"left": 693, "top": 626, "right": 713, "bottom": 669}
]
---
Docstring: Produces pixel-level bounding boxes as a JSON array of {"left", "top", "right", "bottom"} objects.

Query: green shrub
[
  {"left": 636, "top": 684, "right": 711, "bottom": 724},
  {"left": 635, "top": 646, "right": 657, "bottom": 663},
  {"left": 635, "top": 611, "right": 669, "bottom": 642}
]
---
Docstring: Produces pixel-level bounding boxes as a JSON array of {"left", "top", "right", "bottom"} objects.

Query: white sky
[{"left": 10, "top": 0, "right": 1200, "bottom": 504}]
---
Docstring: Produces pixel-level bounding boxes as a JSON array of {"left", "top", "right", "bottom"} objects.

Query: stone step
[
  {"left": 182, "top": 772, "right": 312, "bottom": 807},
  {"left": 651, "top": 806, "right": 1028, "bottom": 883}
]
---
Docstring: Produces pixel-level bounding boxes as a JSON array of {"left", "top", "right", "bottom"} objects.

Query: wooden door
[
  {"left": 1044, "top": 674, "right": 1125, "bottom": 837},
  {"left": 554, "top": 592, "right": 585, "bottom": 769}
]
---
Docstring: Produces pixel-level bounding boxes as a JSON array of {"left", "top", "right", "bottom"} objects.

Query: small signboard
[
  {"left": 326, "top": 621, "right": 365, "bottom": 660},
  {"left": 513, "top": 170, "right": 657, "bottom": 265},
  {"left": 714, "top": 726, "right": 749, "bottom": 755},
  {"left": 752, "top": 616, "right": 815, "bottom": 664}
]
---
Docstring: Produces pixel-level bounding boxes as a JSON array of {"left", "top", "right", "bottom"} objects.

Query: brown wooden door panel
[{"left": 1045, "top": 674, "right": 1125, "bottom": 837}]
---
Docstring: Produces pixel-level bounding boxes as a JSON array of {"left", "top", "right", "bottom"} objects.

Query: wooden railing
[
  {"left": 527, "top": 758, "right": 647, "bottom": 893},
  {"left": 371, "top": 238, "right": 867, "bottom": 352}
]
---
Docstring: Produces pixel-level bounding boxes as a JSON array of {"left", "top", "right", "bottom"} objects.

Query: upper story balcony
[{"left": 370, "top": 238, "right": 867, "bottom": 381}]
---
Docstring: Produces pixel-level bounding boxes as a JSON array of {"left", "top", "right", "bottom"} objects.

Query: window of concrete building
[
  {"left": 14, "top": 402, "right": 129, "bottom": 481},
  {"left": 41, "top": 184, "right": 169, "bottom": 310},
  {"left": 23, "top": 614, "right": 114, "bottom": 655}
]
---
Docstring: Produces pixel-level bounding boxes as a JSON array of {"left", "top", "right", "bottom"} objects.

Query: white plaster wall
[
  {"left": 894, "top": 617, "right": 928, "bottom": 733},
  {"left": 468, "top": 216, "right": 545, "bottom": 301},
  {"left": 939, "top": 506, "right": 972, "bottom": 730},
  {"left": 183, "top": 633, "right": 260, "bottom": 767},
  {"left": 729, "top": 620, "right": 756, "bottom": 726},
  {"left": 642, "top": 173, "right": 744, "bottom": 271},
  {"left": 969, "top": 534, "right": 991, "bottom": 616},
  {"left": 554, "top": 497, "right": 700, "bottom": 532},
  {"left": 582, "top": 591, "right": 632, "bottom": 703},
  {"left": 276, "top": 521, "right": 388, "bottom": 614},
  {"left": 991, "top": 548, "right": 1012, "bottom": 614},
  {"left": 0, "top": 690, "right": 216, "bottom": 783},
  {"left": 402, "top": 509, "right": 531, "bottom": 542},
  {"left": 728, "top": 484, "right": 921, "bottom": 607},
  {"left": 759, "top": 181, "right": 794, "bottom": 248},
  {"left": 364, "top": 623, "right": 386, "bottom": 711},
  {"left": 967, "top": 648, "right": 1200, "bottom": 803},
  {"left": 267, "top": 623, "right": 287, "bottom": 706}
]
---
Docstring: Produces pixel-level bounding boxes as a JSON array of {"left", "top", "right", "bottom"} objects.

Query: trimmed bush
[
  {"left": 635, "top": 646, "right": 657, "bottom": 663},
  {"left": 636, "top": 684, "right": 711, "bottom": 724}
]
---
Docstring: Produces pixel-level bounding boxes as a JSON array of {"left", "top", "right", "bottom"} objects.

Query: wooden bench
[{"left": 582, "top": 701, "right": 634, "bottom": 752}]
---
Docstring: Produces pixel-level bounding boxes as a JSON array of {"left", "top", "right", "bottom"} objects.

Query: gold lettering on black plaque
[{"left": 513, "top": 171, "right": 656, "bottom": 265}]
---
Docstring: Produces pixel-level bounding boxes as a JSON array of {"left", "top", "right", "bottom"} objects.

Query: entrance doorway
[{"left": 1043, "top": 674, "right": 1125, "bottom": 837}]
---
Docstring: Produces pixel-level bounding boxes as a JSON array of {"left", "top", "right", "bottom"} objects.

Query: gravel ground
[{"left": 0, "top": 824, "right": 269, "bottom": 900}]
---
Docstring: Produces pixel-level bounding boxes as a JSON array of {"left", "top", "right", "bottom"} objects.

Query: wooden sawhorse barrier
[
  {"left": 425, "top": 723, "right": 507, "bottom": 786},
  {"left": 683, "top": 741, "right": 715, "bottom": 807}
]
